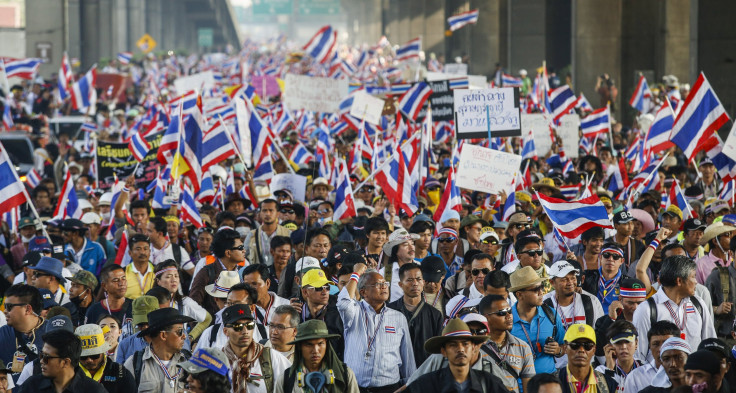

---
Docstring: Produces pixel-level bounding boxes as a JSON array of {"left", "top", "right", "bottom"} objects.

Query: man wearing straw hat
[
  {"left": 275, "top": 319, "right": 359, "bottom": 393},
  {"left": 75, "top": 324, "right": 135, "bottom": 393},
  {"left": 405, "top": 318, "right": 506, "bottom": 393}
]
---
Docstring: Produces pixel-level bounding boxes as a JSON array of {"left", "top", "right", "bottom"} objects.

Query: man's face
[
  {"left": 437, "top": 233, "right": 458, "bottom": 254},
  {"left": 614, "top": 221, "right": 633, "bottom": 237},
  {"left": 197, "top": 233, "right": 213, "bottom": 254},
  {"left": 484, "top": 299, "right": 513, "bottom": 331},
  {"left": 423, "top": 278, "right": 443, "bottom": 295},
  {"left": 684, "top": 229, "right": 704, "bottom": 247},
  {"left": 442, "top": 218, "right": 460, "bottom": 231},
  {"left": 131, "top": 208, "right": 148, "bottom": 226},
  {"left": 600, "top": 251, "right": 623, "bottom": 277},
  {"left": 662, "top": 214, "right": 682, "bottom": 232},
  {"left": 479, "top": 236, "right": 500, "bottom": 256},
  {"left": 279, "top": 206, "right": 296, "bottom": 222},
  {"left": 271, "top": 244, "right": 292, "bottom": 267},
  {"left": 471, "top": 258, "right": 492, "bottom": 291},
  {"left": 508, "top": 222, "right": 530, "bottom": 240},
  {"left": 583, "top": 237, "right": 604, "bottom": 255},
  {"left": 317, "top": 203, "right": 333, "bottom": 219},
  {"left": 4, "top": 296, "right": 32, "bottom": 327},
  {"left": 80, "top": 350, "right": 105, "bottom": 373},
  {"left": 313, "top": 185, "right": 329, "bottom": 199},
  {"left": 359, "top": 273, "right": 389, "bottom": 304},
  {"left": 552, "top": 273, "right": 577, "bottom": 297},
  {"left": 224, "top": 318, "right": 255, "bottom": 349},
  {"left": 414, "top": 229, "right": 432, "bottom": 251},
  {"left": 129, "top": 241, "right": 151, "bottom": 264},
  {"left": 20, "top": 226, "right": 36, "bottom": 240},
  {"left": 40, "top": 343, "right": 66, "bottom": 377},
  {"left": 224, "top": 239, "right": 245, "bottom": 263},
  {"left": 518, "top": 242, "right": 544, "bottom": 270},
  {"left": 682, "top": 270, "right": 697, "bottom": 297},
  {"left": 441, "top": 339, "right": 473, "bottom": 367},
  {"left": 32, "top": 270, "right": 54, "bottom": 290},
  {"left": 398, "top": 268, "right": 424, "bottom": 299},
  {"left": 300, "top": 338, "right": 327, "bottom": 367},
  {"left": 661, "top": 349, "right": 687, "bottom": 384},
  {"left": 367, "top": 230, "right": 387, "bottom": 250},
  {"left": 104, "top": 269, "right": 128, "bottom": 298},
  {"left": 68, "top": 282, "right": 89, "bottom": 299},
  {"left": 356, "top": 185, "right": 374, "bottom": 204},
  {"left": 268, "top": 313, "right": 297, "bottom": 349},
  {"left": 166, "top": 221, "right": 178, "bottom": 238},
  {"left": 144, "top": 223, "right": 160, "bottom": 242},
  {"left": 35, "top": 191, "right": 50, "bottom": 209},
  {"left": 61, "top": 229, "right": 76, "bottom": 244},
  {"left": 306, "top": 234, "right": 330, "bottom": 260},
  {"left": 701, "top": 164, "right": 715, "bottom": 179},
  {"left": 650, "top": 334, "right": 674, "bottom": 365},
  {"left": 517, "top": 283, "right": 544, "bottom": 307},
  {"left": 396, "top": 241, "right": 416, "bottom": 262},
  {"left": 465, "top": 223, "right": 483, "bottom": 243},
  {"left": 621, "top": 298, "right": 644, "bottom": 320},
  {"left": 565, "top": 339, "right": 595, "bottom": 367},
  {"left": 685, "top": 369, "right": 717, "bottom": 390},
  {"left": 260, "top": 202, "right": 279, "bottom": 225},
  {"left": 301, "top": 282, "right": 331, "bottom": 306},
  {"left": 242, "top": 272, "right": 270, "bottom": 300}
]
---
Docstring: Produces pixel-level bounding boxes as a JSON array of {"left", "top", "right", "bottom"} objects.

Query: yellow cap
[
  {"left": 302, "top": 269, "right": 332, "bottom": 288},
  {"left": 515, "top": 191, "right": 532, "bottom": 204},
  {"left": 664, "top": 204, "right": 683, "bottom": 221},
  {"left": 599, "top": 196, "right": 612, "bottom": 205},
  {"left": 564, "top": 323, "right": 596, "bottom": 343}
]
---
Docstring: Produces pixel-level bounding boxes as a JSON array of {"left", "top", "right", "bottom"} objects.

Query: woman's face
[
  {"left": 99, "top": 317, "right": 121, "bottom": 349},
  {"left": 157, "top": 269, "right": 180, "bottom": 294}
]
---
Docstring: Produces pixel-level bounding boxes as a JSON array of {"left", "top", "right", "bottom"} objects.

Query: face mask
[
  {"left": 233, "top": 163, "right": 245, "bottom": 173},
  {"left": 235, "top": 227, "right": 251, "bottom": 238},
  {"left": 428, "top": 190, "right": 440, "bottom": 206},
  {"left": 21, "top": 235, "right": 33, "bottom": 243},
  {"left": 101, "top": 212, "right": 111, "bottom": 221},
  {"left": 71, "top": 174, "right": 80, "bottom": 183}
]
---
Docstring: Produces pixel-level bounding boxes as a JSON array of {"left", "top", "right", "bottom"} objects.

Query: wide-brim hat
[
  {"left": 139, "top": 308, "right": 196, "bottom": 337},
  {"left": 75, "top": 324, "right": 112, "bottom": 356},
  {"left": 28, "top": 256, "right": 66, "bottom": 283},
  {"left": 424, "top": 318, "right": 489, "bottom": 354},
  {"left": 312, "top": 177, "right": 334, "bottom": 191},
  {"left": 532, "top": 178, "right": 560, "bottom": 194},
  {"left": 224, "top": 193, "right": 252, "bottom": 210},
  {"left": 287, "top": 319, "right": 341, "bottom": 345},
  {"left": 700, "top": 222, "right": 736, "bottom": 246},
  {"left": 630, "top": 208, "right": 655, "bottom": 234},
  {"left": 205, "top": 271, "right": 242, "bottom": 298},
  {"left": 509, "top": 266, "right": 548, "bottom": 292},
  {"left": 178, "top": 347, "right": 230, "bottom": 377},
  {"left": 382, "top": 229, "right": 419, "bottom": 257}
]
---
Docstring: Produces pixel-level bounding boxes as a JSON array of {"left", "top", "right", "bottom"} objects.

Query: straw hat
[
  {"left": 205, "top": 271, "right": 242, "bottom": 298},
  {"left": 382, "top": 229, "right": 419, "bottom": 257},
  {"left": 700, "top": 222, "right": 736, "bottom": 246},
  {"left": 424, "top": 318, "right": 489, "bottom": 354},
  {"left": 509, "top": 266, "right": 548, "bottom": 292}
]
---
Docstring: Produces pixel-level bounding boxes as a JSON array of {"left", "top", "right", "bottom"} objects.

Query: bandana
[
  {"left": 224, "top": 341, "right": 265, "bottom": 393},
  {"left": 438, "top": 227, "right": 458, "bottom": 238}
]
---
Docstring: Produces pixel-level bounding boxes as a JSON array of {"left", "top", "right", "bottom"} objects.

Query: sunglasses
[
  {"left": 437, "top": 237, "right": 457, "bottom": 243},
  {"left": 481, "top": 239, "right": 499, "bottom": 245},
  {"left": 512, "top": 224, "right": 531, "bottom": 229},
  {"left": 520, "top": 250, "right": 544, "bottom": 257},
  {"left": 81, "top": 353, "right": 103, "bottom": 361},
  {"left": 486, "top": 307, "right": 513, "bottom": 317},
  {"left": 359, "top": 187, "right": 375, "bottom": 193},
  {"left": 469, "top": 327, "right": 488, "bottom": 335},
  {"left": 4, "top": 302, "right": 27, "bottom": 310},
  {"left": 472, "top": 268, "right": 491, "bottom": 276},
  {"left": 33, "top": 271, "right": 51, "bottom": 278},
  {"left": 601, "top": 252, "right": 622, "bottom": 260},
  {"left": 568, "top": 341, "right": 595, "bottom": 351},
  {"left": 307, "top": 285, "right": 330, "bottom": 292},
  {"left": 166, "top": 328, "right": 186, "bottom": 337},
  {"left": 317, "top": 209, "right": 332, "bottom": 214},
  {"left": 230, "top": 245, "right": 245, "bottom": 251},
  {"left": 228, "top": 321, "right": 256, "bottom": 332},
  {"left": 39, "top": 352, "right": 63, "bottom": 363},
  {"left": 280, "top": 209, "right": 295, "bottom": 214},
  {"left": 524, "top": 285, "right": 545, "bottom": 293}
]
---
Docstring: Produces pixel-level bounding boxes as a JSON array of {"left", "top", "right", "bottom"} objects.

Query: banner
[
  {"left": 454, "top": 88, "right": 521, "bottom": 139},
  {"left": 283, "top": 73, "right": 348, "bottom": 113},
  {"left": 456, "top": 144, "right": 521, "bottom": 195},
  {"left": 558, "top": 114, "right": 581, "bottom": 159},
  {"left": 416, "top": 79, "right": 454, "bottom": 123},
  {"left": 522, "top": 114, "right": 553, "bottom": 157},
  {"left": 97, "top": 134, "right": 162, "bottom": 190},
  {"left": 173, "top": 71, "right": 215, "bottom": 94}
]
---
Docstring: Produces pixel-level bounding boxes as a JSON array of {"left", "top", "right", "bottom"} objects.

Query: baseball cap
[
  {"left": 698, "top": 338, "right": 729, "bottom": 359},
  {"left": 613, "top": 211, "right": 634, "bottom": 225},
  {"left": 132, "top": 296, "right": 159, "bottom": 327},
  {"left": 45, "top": 315, "right": 74, "bottom": 334},
  {"left": 445, "top": 295, "right": 482, "bottom": 319},
  {"left": 610, "top": 326, "right": 637, "bottom": 344},
  {"left": 662, "top": 205, "right": 683, "bottom": 221},
  {"left": 420, "top": 256, "right": 446, "bottom": 283},
  {"left": 295, "top": 257, "right": 320, "bottom": 274},
  {"left": 21, "top": 251, "right": 41, "bottom": 267},
  {"left": 81, "top": 212, "right": 102, "bottom": 225},
  {"left": 301, "top": 269, "right": 332, "bottom": 288},
  {"left": 19, "top": 217, "right": 36, "bottom": 229},
  {"left": 38, "top": 289, "right": 59, "bottom": 309},
  {"left": 564, "top": 323, "right": 596, "bottom": 343},
  {"left": 479, "top": 228, "right": 499, "bottom": 243},
  {"left": 548, "top": 261, "right": 579, "bottom": 278},
  {"left": 683, "top": 218, "right": 706, "bottom": 232},
  {"left": 222, "top": 304, "right": 254, "bottom": 325},
  {"left": 69, "top": 270, "right": 98, "bottom": 289}
]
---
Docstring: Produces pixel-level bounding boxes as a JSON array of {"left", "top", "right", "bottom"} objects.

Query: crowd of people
[{"left": 0, "top": 24, "right": 734, "bottom": 393}]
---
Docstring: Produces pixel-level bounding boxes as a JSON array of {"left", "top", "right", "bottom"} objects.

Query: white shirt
[
  {"left": 379, "top": 262, "right": 403, "bottom": 303},
  {"left": 224, "top": 347, "right": 292, "bottom": 393},
  {"left": 151, "top": 241, "right": 194, "bottom": 271},
  {"left": 255, "top": 293, "right": 291, "bottom": 338},
  {"left": 623, "top": 361, "right": 658, "bottom": 393},
  {"left": 501, "top": 259, "right": 550, "bottom": 276},
  {"left": 467, "top": 281, "right": 484, "bottom": 299},
  {"left": 173, "top": 297, "right": 208, "bottom": 322},
  {"left": 544, "top": 290, "right": 604, "bottom": 368},
  {"left": 632, "top": 287, "right": 716, "bottom": 362}
]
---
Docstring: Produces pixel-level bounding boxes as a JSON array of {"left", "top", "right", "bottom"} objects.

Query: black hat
[
  {"left": 613, "top": 211, "right": 634, "bottom": 225},
  {"left": 325, "top": 245, "right": 349, "bottom": 267},
  {"left": 420, "top": 256, "right": 446, "bottom": 283},
  {"left": 222, "top": 304, "right": 254, "bottom": 326},
  {"left": 60, "top": 219, "right": 87, "bottom": 232},
  {"left": 698, "top": 338, "right": 729, "bottom": 359},
  {"left": 683, "top": 218, "right": 707, "bottom": 233},
  {"left": 139, "top": 308, "right": 196, "bottom": 337},
  {"left": 21, "top": 251, "right": 42, "bottom": 267},
  {"left": 684, "top": 350, "right": 721, "bottom": 375}
]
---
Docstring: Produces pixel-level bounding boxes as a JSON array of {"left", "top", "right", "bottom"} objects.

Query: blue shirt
[
  {"left": 0, "top": 320, "right": 48, "bottom": 383},
  {"left": 116, "top": 332, "right": 147, "bottom": 364},
  {"left": 510, "top": 304, "right": 565, "bottom": 374},
  {"left": 65, "top": 239, "right": 107, "bottom": 276}
]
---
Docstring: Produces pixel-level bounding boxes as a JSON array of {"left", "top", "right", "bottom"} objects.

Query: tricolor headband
[
  {"left": 444, "top": 330, "right": 473, "bottom": 338},
  {"left": 155, "top": 267, "right": 178, "bottom": 277},
  {"left": 619, "top": 287, "right": 647, "bottom": 299},
  {"left": 600, "top": 247, "right": 623, "bottom": 257},
  {"left": 438, "top": 227, "right": 458, "bottom": 238}
]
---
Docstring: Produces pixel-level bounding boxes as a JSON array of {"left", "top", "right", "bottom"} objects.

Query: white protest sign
[
  {"left": 284, "top": 74, "right": 348, "bottom": 113},
  {"left": 456, "top": 144, "right": 522, "bottom": 195},
  {"left": 444, "top": 63, "right": 468, "bottom": 75},
  {"left": 522, "top": 114, "right": 552, "bottom": 157},
  {"left": 722, "top": 122, "right": 736, "bottom": 161},
  {"left": 173, "top": 71, "right": 215, "bottom": 94},
  {"left": 350, "top": 91, "right": 385, "bottom": 125},
  {"left": 270, "top": 173, "right": 308, "bottom": 202},
  {"left": 558, "top": 114, "right": 581, "bottom": 159},
  {"left": 453, "top": 88, "right": 521, "bottom": 138}
]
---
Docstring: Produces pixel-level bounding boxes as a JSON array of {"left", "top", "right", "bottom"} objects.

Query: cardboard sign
[
  {"left": 97, "top": 134, "right": 162, "bottom": 190},
  {"left": 522, "top": 114, "right": 552, "bottom": 157},
  {"left": 456, "top": 144, "right": 522, "bottom": 195},
  {"left": 454, "top": 88, "right": 521, "bottom": 138},
  {"left": 284, "top": 74, "right": 348, "bottom": 113},
  {"left": 558, "top": 114, "right": 581, "bottom": 159},
  {"left": 722, "top": 122, "right": 736, "bottom": 162},
  {"left": 350, "top": 91, "right": 385, "bottom": 125},
  {"left": 416, "top": 79, "right": 454, "bottom": 122},
  {"left": 173, "top": 71, "right": 215, "bottom": 95},
  {"left": 270, "top": 173, "right": 308, "bottom": 202},
  {"left": 444, "top": 63, "right": 468, "bottom": 75}
]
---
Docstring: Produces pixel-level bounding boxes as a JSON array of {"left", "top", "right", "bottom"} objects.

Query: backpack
[
  {"left": 543, "top": 293, "right": 595, "bottom": 326},
  {"left": 133, "top": 348, "right": 191, "bottom": 387},
  {"left": 259, "top": 346, "right": 274, "bottom": 393},
  {"left": 647, "top": 295, "right": 703, "bottom": 328},
  {"left": 540, "top": 302, "right": 559, "bottom": 340}
]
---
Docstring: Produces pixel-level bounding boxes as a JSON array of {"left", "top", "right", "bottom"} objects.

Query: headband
[
  {"left": 155, "top": 267, "right": 178, "bottom": 277},
  {"left": 660, "top": 337, "right": 692, "bottom": 355},
  {"left": 600, "top": 247, "right": 623, "bottom": 257},
  {"left": 438, "top": 227, "right": 458, "bottom": 238},
  {"left": 619, "top": 287, "right": 647, "bottom": 299},
  {"left": 448, "top": 297, "right": 469, "bottom": 319}
]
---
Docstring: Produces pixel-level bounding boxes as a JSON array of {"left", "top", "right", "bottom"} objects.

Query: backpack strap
[
  {"left": 480, "top": 344, "right": 518, "bottom": 380},
  {"left": 384, "top": 261, "right": 393, "bottom": 299},
  {"left": 540, "top": 303, "right": 558, "bottom": 339},
  {"left": 133, "top": 349, "right": 145, "bottom": 388},
  {"left": 648, "top": 297, "right": 657, "bottom": 328},
  {"left": 690, "top": 296, "right": 703, "bottom": 318},
  {"left": 254, "top": 228, "right": 264, "bottom": 265},
  {"left": 257, "top": 322, "right": 267, "bottom": 340},
  {"left": 208, "top": 324, "right": 220, "bottom": 347},
  {"left": 282, "top": 367, "right": 296, "bottom": 393},
  {"left": 259, "top": 346, "right": 274, "bottom": 393},
  {"left": 172, "top": 244, "right": 182, "bottom": 265},
  {"left": 581, "top": 294, "right": 594, "bottom": 326},
  {"left": 719, "top": 266, "right": 730, "bottom": 302},
  {"left": 543, "top": 298, "right": 554, "bottom": 309}
]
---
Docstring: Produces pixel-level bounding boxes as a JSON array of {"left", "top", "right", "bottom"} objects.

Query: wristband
[
  {"left": 122, "top": 186, "right": 130, "bottom": 193},
  {"left": 350, "top": 273, "right": 360, "bottom": 283},
  {"left": 648, "top": 239, "right": 660, "bottom": 251}
]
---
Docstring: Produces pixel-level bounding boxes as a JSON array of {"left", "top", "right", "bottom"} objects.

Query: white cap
[
  {"left": 480, "top": 228, "right": 499, "bottom": 242},
  {"left": 77, "top": 199, "right": 93, "bottom": 211},
  {"left": 98, "top": 192, "right": 112, "bottom": 206},
  {"left": 81, "top": 212, "right": 102, "bottom": 225},
  {"left": 459, "top": 312, "right": 489, "bottom": 330},
  {"left": 548, "top": 261, "right": 578, "bottom": 278},
  {"left": 445, "top": 295, "right": 482, "bottom": 319},
  {"left": 295, "top": 257, "right": 321, "bottom": 273}
]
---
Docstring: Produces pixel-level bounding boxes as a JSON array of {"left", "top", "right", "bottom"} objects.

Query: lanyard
[
  {"left": 664, "top": 299, "right": 688, "bottom": 334},
  {"left": 556, "top": 295, "right": 576, "bottom": 329},
  {"left": 598, "top": 268, "right": 621, "bottom": 299},
  {"left": 615, "top": 359, "right": 639, "bottom": 378},
  {"left": 134, "top": 267, "right": 151, "bottom": 294},
  {"left": 150, "top": 346, "right": 182, "bottom": 386},
  {"left": 519, "top": 316, "right": 542, "bottom": 358},
  {"left": 152, "top": 241, "right": 169, "bottom": 262},
  {"left": 423, "top": 292, "right": 442, "bottom": 308},
  {"left": 363, "top": 303, "right": 386, "bottom": 355},
  {"left": 262, "top": 294, "right": 275, "bottom": 323}
]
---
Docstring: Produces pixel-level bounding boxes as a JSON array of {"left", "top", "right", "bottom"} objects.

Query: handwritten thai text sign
[
  {"left": 284, "top": 73, "right": 348, "bottom": 113},
  {"left": 454, "top": 88, "right": 521, "bottom": 138},
  {"left": 456, "top": 144, "right": 521, "bottom": 194}
]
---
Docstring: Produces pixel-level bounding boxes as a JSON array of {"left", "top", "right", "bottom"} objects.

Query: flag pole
[
  {"left": 607, "top": 102, "right": 616, "bottom": 157},
  {"left": 354, "top": 132, "right": 421, "bottom": 193}
]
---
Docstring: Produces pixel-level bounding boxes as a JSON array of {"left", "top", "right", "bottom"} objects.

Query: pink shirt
[{"left": 695, "top": 252, "right": 729, "bottom": 285}]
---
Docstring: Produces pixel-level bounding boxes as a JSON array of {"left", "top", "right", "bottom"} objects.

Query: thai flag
[
  {"left": 113, "top": 231, "right": 132, "bottom": 266},
  {"left": 667, "top": 180, "right": 692, "bottom": 219},
  {"left": 449, "top": 78, "right": 469, "bottom": 90},
  {"left": 548, "top": 85, "right": 577, "bottom": 123},
  {"left": 302, "top": 25, "right": 338, "bottom": 64},
  {"left": 197, "top": 171, "right": 215, "bottom": 204},
  {"left": 333, "top": 159, "right": 357, "bottom": 221},
  {"left": 671, "top": 72, "right": 730, "bottom": 162},
  {"left": 70, "top": 66, "right": 97, "bottom": 110},
  {"left": 80, "top": 122, "right": 98, "bottom": 133},
  {"left": 447, "top": 9, "right": 479, "bottom": 31},
  {"left": 0, "top": 144, "right": 26, "bottom": 215},
  {"left": 396, "top": 38, "right": 422, "bottom": 62},
  {"left": 207, "top": 104, "right": 235, "bottom": 123},
  {"left": 174, "top": 114, "right": 205, "bottom": 193},
  {"left": 157, "top": 111, "right": 182, "bottom": 165},
  {"left": 434, "top": 121, "right": 454, "bottom": 143},
  {"left": 719, "top": 181, "right": 734, "bottom": 203},
  {"left": 290, "top": 141, "right": 314, "bottom": 165},
  {"left": 432, "top": 163, "right": 462, "bottom": 222},
  {"left": 644, "top": 104, "right": 675, "bottom": 155},
  {"left": 398, "top": 82, "right": 432, "bottom": 121},
  {"left": 627, "top": 158, "right": 661, "bottom": 197},
  {"left": 629, "top": 75, "right": 653, "bottom": 112},
  {"left": 500, "top": 189, "right": 516, "bottom": 222},
  {"left": 537, "top": 193, "right": 613, "bottom": 239},
  {"left": 579, "top": 136, "right": 593, "bottom": 154},
  {"left": 3, "top": 58, "right": 42, "bottom": 79},
  {"left": 248, "top": 103, "right": 274, "bottom": 175},
  {"left": 228, "top": 84, "right": 256, "bottom": 102},
  {"left": 385, "top": 326, "right": 396, "bottom": 334},
  {"left": 169, "top": 90, "right": 202, "bottom": 121},
  {"left": 607, "top": 157, "right": 629, "bottom": 193},
  {"left": 575, "top": 93, "right": 593, "bottom": 112},
  {"left": 3, "top": 206, "right": 19, "bottom": 235},
  {"left": 201, "top": 119, "right": 236, "bottom": 173},
  {"left": 58, "top": 53, "right": 74, "bottom": 100},
  {"left": 53, "top": 170, "right": 82, "bottom": 219},
  {"left": 151, "top": 172, "right": 169, "bottom": 210},
  {"left": 502, "top": 74, "right": 522, "bottom": 87},
  {"left": 560, "top": 184, "right": 580, "bottom": 200},
  {"left": 2, "top": 102, "right": 13, "bottom": 131},
  {"left": 521, "top": 130, "right": 537, "bottom": 160},
  {"left": 117, "top": 52, "right": 133, "bottom": 65},
  {"left": 180, "top": 185, "right": 204, "bottom": 228},
  {"left": 128, "top": 132, "right": 151, "bottom": 162},
  {"left": 25, "top": 168, "right": 41, "bottom": 188},
  {"left": 580, "top": 106, "right": 610, "bottom": 138}
]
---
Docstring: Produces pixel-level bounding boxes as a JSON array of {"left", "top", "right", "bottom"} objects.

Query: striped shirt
[
  {"left": 482, "top": 334, "right": 536, "bottom": 391},
  {"left": 337, "top": 286, "right": 417, "bottom": 387}
]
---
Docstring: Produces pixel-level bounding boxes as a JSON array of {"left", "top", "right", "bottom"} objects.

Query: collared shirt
[
  {"left": 337, "top": 286, "right": 416, "bottom": 387},
  {"left": 124, "top": 262, "right": 155, "bottom": 300},
  {"left": 510, "top": 303, "right": 565, "bottom": 373},
  {"left": 565, "top": 365, "right": 598, "bottom": 393},
  {"left": 543, "top": 290, "right": 605, "bottom": 369},
  {"left": 123, "top": 345, "right": 188, "bottom": 393},
  {"left": 440, "top": 255, "right": 463, "bottom": 280},
  {"left": 632, "top": 287, "right": 716, "bottom": 362},
  {"left": 623, "top": 361, "right": 658, "bottom": 393},
  {"left": 223, "top": 345, "right": 291, "bottom": 393},
  {"left": 595, "top": 360, "right": 642, "bottom": 388},
  {"left": 696, "top": 251, "right": 728, "bottom": 285},
  {"left": 254, "top": 292, "right": 291, "bottom": 338},
  {"left": 482, "top": 334, "right": 536, "bottom": 391},
  {"left": 151, "top": 241, "right": 195, "bottom": 271},
  {"left": 388, "top": 297, "right": 443, "bottom": 367}
]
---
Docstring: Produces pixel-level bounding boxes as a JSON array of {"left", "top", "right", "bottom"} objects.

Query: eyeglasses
[
  {"left": 471, "top": 268, "right": 491, "bottom": 276},
  {"left": 512, "top": 224, "right": 531, "bottom": 230},
  {"left": 4, "top": 302, "right": 27, "bottom": 310},
  {"left": 524, "top": 285, "right": 545, "bottom": 293},
  {"left": 359, "top": 187, "right": 375, "bottom": 193},
  {"left": 437, "top": 237, "right": 457, "bottom": 243},
  {"left": 486, "top": 307, "right": 513, "bottom": 317},
  {"left": 33, "top": 271, "right": 51, "bottom": 278},
  {"left": 39, "top": 353, "right": 63, "bottom": 363},
  {"left": 520, "top": 250, "right": 544, "bottom": 257},
  {"left": 306, "top": 285, "right": 330, "bottom": 292},
  {"left": 166, "top": 328, "right": 186, "bottom": 337},
  {"left": 317, "top": 209, "right": 333, "bottom": 214},
  {"left": 601, "top": 252, "right": 622, "bottom": 260},
  {"left": 481, "top": 239, "right": 499, "bottom": 245},
  {"left": 268, "top": 323, "right": 296, "bottom": 332},
  {"left": 469, "top": 327, "right": 488, "bottom": 335},
  {"left": 366, "top": 282, "right": 390, "bottom": 289},
  {"left": 80, "top": 353, "right": 103, "bottom": 361},
  {"left": 230, "top": 245, "right": 245, "bottom": 251},
  {"left": 227, "top": 321, "right": 256, "bottom": 332},
  {"left": 568, "top": 341, "right": 595, "bottom": 351}
]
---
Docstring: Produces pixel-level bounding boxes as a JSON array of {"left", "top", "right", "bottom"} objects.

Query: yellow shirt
[
  {"left": 124, "top": 262, "right": 155, "bottom": 299},
  {"left": 566, "top": 366, "right": 598, "bottom": 393}
]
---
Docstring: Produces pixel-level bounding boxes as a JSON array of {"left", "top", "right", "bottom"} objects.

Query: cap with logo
[
  {"left": 301, "top": 269, "right": 332, "bottom": 288},
  {"left": 609, "top": 326, "right": 638, "bottom": 344},
  {"left": 222, "top": 304, "right": 254, "bottom": 325},
  {"left": 698, "top": 337, "right": 729, "bottom": 359},
  {"left": 564, "top": 323, "right": 596, "bottom": 343},
  {"left": 613, "top": 211, "right": 634, "bottom": 225},
  {"left": 19, "top": 217, "right": 36, "bottom": 229},
  {"left": 38, "top": 288, "right": 58, "bottom": 309},
  {"left": 683, "top": 218, "right": 706, "bottom": 233},
  {"left": 178, "top": 347, "right": 230, "bottom": 377},
  {"left": 479, "top": 227, "right": 499, "bottom": 243},
  {"left": 295, "top": 256, "right": 321, "bottom": 274},
  {"left": 45, "top": 315, "right": 74, "bottom": 334},
  {"left": 548, "top": 261, "right": 579, "bottom": 278},
  {"left": 75, "top": 324, "right": 111, "bottom": 356}
]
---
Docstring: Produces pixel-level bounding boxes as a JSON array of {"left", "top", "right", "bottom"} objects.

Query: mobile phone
[{"left": 545, "top": 337, "right": 555, "bottom": 345}]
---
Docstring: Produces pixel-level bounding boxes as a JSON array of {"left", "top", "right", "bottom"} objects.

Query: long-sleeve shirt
[{"left": 337, "top": 286, "right": 416, "bottom": 387}]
